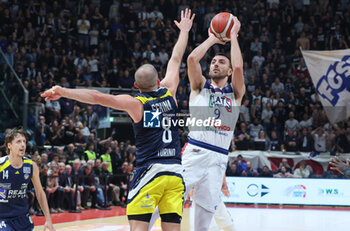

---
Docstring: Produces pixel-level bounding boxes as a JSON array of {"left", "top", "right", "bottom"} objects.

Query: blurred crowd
[
  {"left": 226, "top": 155, "right": 346, "bottom": 179},
  {"left": 1, "top": 0, "right": 350, "bottom": 213}
]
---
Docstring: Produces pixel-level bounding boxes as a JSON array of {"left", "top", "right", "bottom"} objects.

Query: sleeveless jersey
[
  {"left": 0, "top": 156, "right": 33, "bottom": 218},
  {"left": 133, "top": 87, "right": 181, "bottom": 167},
  {"left": 188, "top": 81, "right": 240, "bottom": 151}
]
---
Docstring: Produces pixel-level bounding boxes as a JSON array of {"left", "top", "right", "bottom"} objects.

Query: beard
[{"left": 208, "top": 71, "right": 228, "bottom": 79}]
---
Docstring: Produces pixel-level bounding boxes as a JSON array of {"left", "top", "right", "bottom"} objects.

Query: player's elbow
[
  {"left": 91, "top": 90, "right": 104, "bottom": 103},
  {"left": 187, "top": 54, "right": 199, "bottom": 64},
  {"left": 233, "top": 66, "right": 243, "bottom": 73}
]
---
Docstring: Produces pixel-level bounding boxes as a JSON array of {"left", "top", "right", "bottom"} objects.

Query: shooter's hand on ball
[
  {"left": 208, "top": 28, "right": 227, "bottom": 45},
  {"left": 230, "top": 16, "right": 241, "bottom": 39}
]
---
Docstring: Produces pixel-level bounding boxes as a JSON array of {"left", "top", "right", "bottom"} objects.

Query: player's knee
[{"left": 160, "top": 213, "right": 182, "bottom": 224}]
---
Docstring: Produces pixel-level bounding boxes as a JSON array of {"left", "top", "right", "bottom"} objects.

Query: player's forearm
[
  {"left": 230, "top": 33, "right": 245, "bottom": 97},
  {"left": 60, "top": 87, "right": 102, "bottom": 105},
  {"left": 170, "top": 30, "right": 189, "bottom": 63},
  {"left": 188, "top": 36, "right": 216, "bottom": 63},
  {"left": 230, "top": 34, "right": 243, "bottom": 75},
  {"left": 36, "top": 189, "right": 52, "bottom": 223}
]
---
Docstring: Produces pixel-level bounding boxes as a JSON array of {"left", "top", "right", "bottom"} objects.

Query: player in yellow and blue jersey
[
  {"left": 0, "top": 127, "right": 55, "bottom": 231},
  {"left": 41, "top": 9, "right": 195, "bottom": 231}
]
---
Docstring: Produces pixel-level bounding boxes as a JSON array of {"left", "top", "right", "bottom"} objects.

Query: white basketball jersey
[{"left": 188, "top": 81, "right": 240, "bottom": 150}]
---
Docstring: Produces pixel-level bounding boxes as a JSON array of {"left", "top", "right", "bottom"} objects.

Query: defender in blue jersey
[
  {"left": 41, "top": 9, "right": 195, "bottom": 231},
  {"left": 0, "top": 128, "right": 55, "bottom": 231}
]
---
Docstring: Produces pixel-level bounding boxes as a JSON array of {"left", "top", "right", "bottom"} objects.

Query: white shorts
[{"left": 182, "top": 142, "right": 228, "bottom": 213}]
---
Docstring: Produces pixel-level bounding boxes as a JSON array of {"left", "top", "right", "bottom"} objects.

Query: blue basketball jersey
[
  {"left": 133, "top": 87, "right": 181, "bottom": 167},
  {"left": 0, "top": 156, "right": 33, "bottom": 218}
]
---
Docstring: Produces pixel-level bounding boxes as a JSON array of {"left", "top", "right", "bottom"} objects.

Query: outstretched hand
[
  {"left": 174, "top": 8, "right": 195, "bottom": 32},
  {"left": 41, "top": 86, "right": 63, "bottom": 101},
  {"left": 329, "top": 156, "right": 350, "bottom": 175}
]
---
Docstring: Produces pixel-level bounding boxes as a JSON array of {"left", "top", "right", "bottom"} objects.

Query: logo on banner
[
  {"left": 247, "top": 184, "right": 270, "bottom": 197},
  {"left": 316, "top": 55, "right": 350, "bottom": 106},
  {"left": 285, "top": 185, "right": 307, "bottom": 198},
  {"left": 318, "top": 188, "right": 343, "bottom": 197}
]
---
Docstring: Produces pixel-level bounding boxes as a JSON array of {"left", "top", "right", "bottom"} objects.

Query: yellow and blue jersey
[
  {"left": 133, "top": 87, "right": 181, "bottom": 167},
  {"left": 0, "top": 156, "right": 33, "bottom": 218}
]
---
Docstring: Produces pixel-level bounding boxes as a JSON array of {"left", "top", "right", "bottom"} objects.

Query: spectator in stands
[
  {"left": 35, "top": 116, "right": 50, "bottom": 146},
  {"left": 252, "top": 50, "right": 265, "bottom": 68},
  {"left": 261, "top": 103, "right": 273, "bottom": 128},
  {"left": 83, "top": 106, "right": 99, "bottom": 133},
  {"left": 278, "top": 158, "right": 293, "bottom": 174},
  {"left": 226, "top": 162, "right": 240, "bottom": 177},
  {"left": 83, "top": 142, "right": 97, "bottom": 161},
  {"left": 269, "top": 130, "right": 282, "bottom": 151},
  {"left": 235, "top": 155, "right": 247, "bottom": 175},
  {"left": 45, "top": 98, "right": 61, "bottom": 122},
  {"left": 312, "top": 127, "right": 327, "bottom": 153},
  {"left": 77, "top": 13, "right": 90, "bottom": 49},
  {"left": 242, "top": 161, "right": 258, "bottom": 177},
  {"left": 47, "top": 165, "right": 64, "bottom": 213},
  {"left": 299, "top": 113, "right": 313, "bottom": 129},
  {"left": 254, "top": 130, "right": 271, "bottom": 151},
  {"left": 271, "top": 77, "right": 284, "bottom": 94},
  {"left": 93, "top": 159, "right": 102, "bottom": 177},
  {"left": 100, "top": 161, "right": 114, "bottom": 207},
  {"left": 62, "top": 164, "right": 76, "bottom": 210},
  {"left": 100, "top": 147, "right": 113, "bottom": 173},
  {"left": 285, "top": 111, "right": 299, "bottom": 133},
  {"left": 250, "top": 98, "right": 262, "bottom": 121},
  {"left": 312, "top": 102, "right": 328, "bottom": 129},
  {"left": 297, "top": 127, "right": 314, "bottom": 153},
  {"left": 274, "top": 101, "right": 288, "bottom": 126},
  {"left": 294, "top": 160, "right": 311, "bottom": 178},
  {"left": 248, "top": 118, "right": 264, "bottom": 140},
  {"left": 62, "top": 119, "right": 77, "bottom": 145},
  {"left": 82, "top": 164, "right": 99, "bottom": 209},
  {"left": 259, "top": 165, "right": 273, "bottom": 177},
  {"left": 115, "top": 161, "right": 129, "bottom": 205},
  {"left": 239, "top": 98, "right": 250, "bottom": 123},
  {"left": 337, "top": 130, "right": 350, "bottom": 153},
  {"left": 234, "top": 122, "right": 251, "bottom": 150},
  {"left": 274, "top": 166, "right": 297, "bottom": 178},
  {"left": 283, "top": 129, "right": 298, "bottom": 153}
]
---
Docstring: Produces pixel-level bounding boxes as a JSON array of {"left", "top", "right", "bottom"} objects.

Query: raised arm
[
  {"left": 187, "top": 30, "right": 226, "bottom": 95},
  {"left": 41, "top": 86, "right": 143, "bottom": 123},
  {"left": 160, "top": 8, "right": 195, "bottom": 98},
  {"left": 230, "top": 17, "right": 245, "bottom": 106}
]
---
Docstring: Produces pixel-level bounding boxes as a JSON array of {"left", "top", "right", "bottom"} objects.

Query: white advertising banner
[{"left": 222, "top": 177, "right": 350, "bottom": 206}]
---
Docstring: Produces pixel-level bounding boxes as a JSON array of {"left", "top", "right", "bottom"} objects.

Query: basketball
[{"left": 209, "top": 12, "right": 234, "bottom": 41}]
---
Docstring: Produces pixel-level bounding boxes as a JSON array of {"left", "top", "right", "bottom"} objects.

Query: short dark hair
[{"left": 5, "top": 127, "right": 27, "bottom": 154}]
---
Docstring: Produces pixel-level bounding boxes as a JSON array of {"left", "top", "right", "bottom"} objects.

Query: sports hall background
[{"left": 0, "top": 0, "right": 350, "bottom": 221}]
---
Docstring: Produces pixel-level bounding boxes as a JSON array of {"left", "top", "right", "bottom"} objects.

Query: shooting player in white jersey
[{"left": 148, "top": 16, "right": 244, "bottom": 231}]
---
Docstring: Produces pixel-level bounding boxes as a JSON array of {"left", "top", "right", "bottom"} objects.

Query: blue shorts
[{"left": 0, "top": 214, "right": 34, "bottom": 231}]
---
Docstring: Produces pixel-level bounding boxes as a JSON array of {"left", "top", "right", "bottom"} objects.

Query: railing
[{"left": 0, "top": 48, "right": 28, "bottom": 131}]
